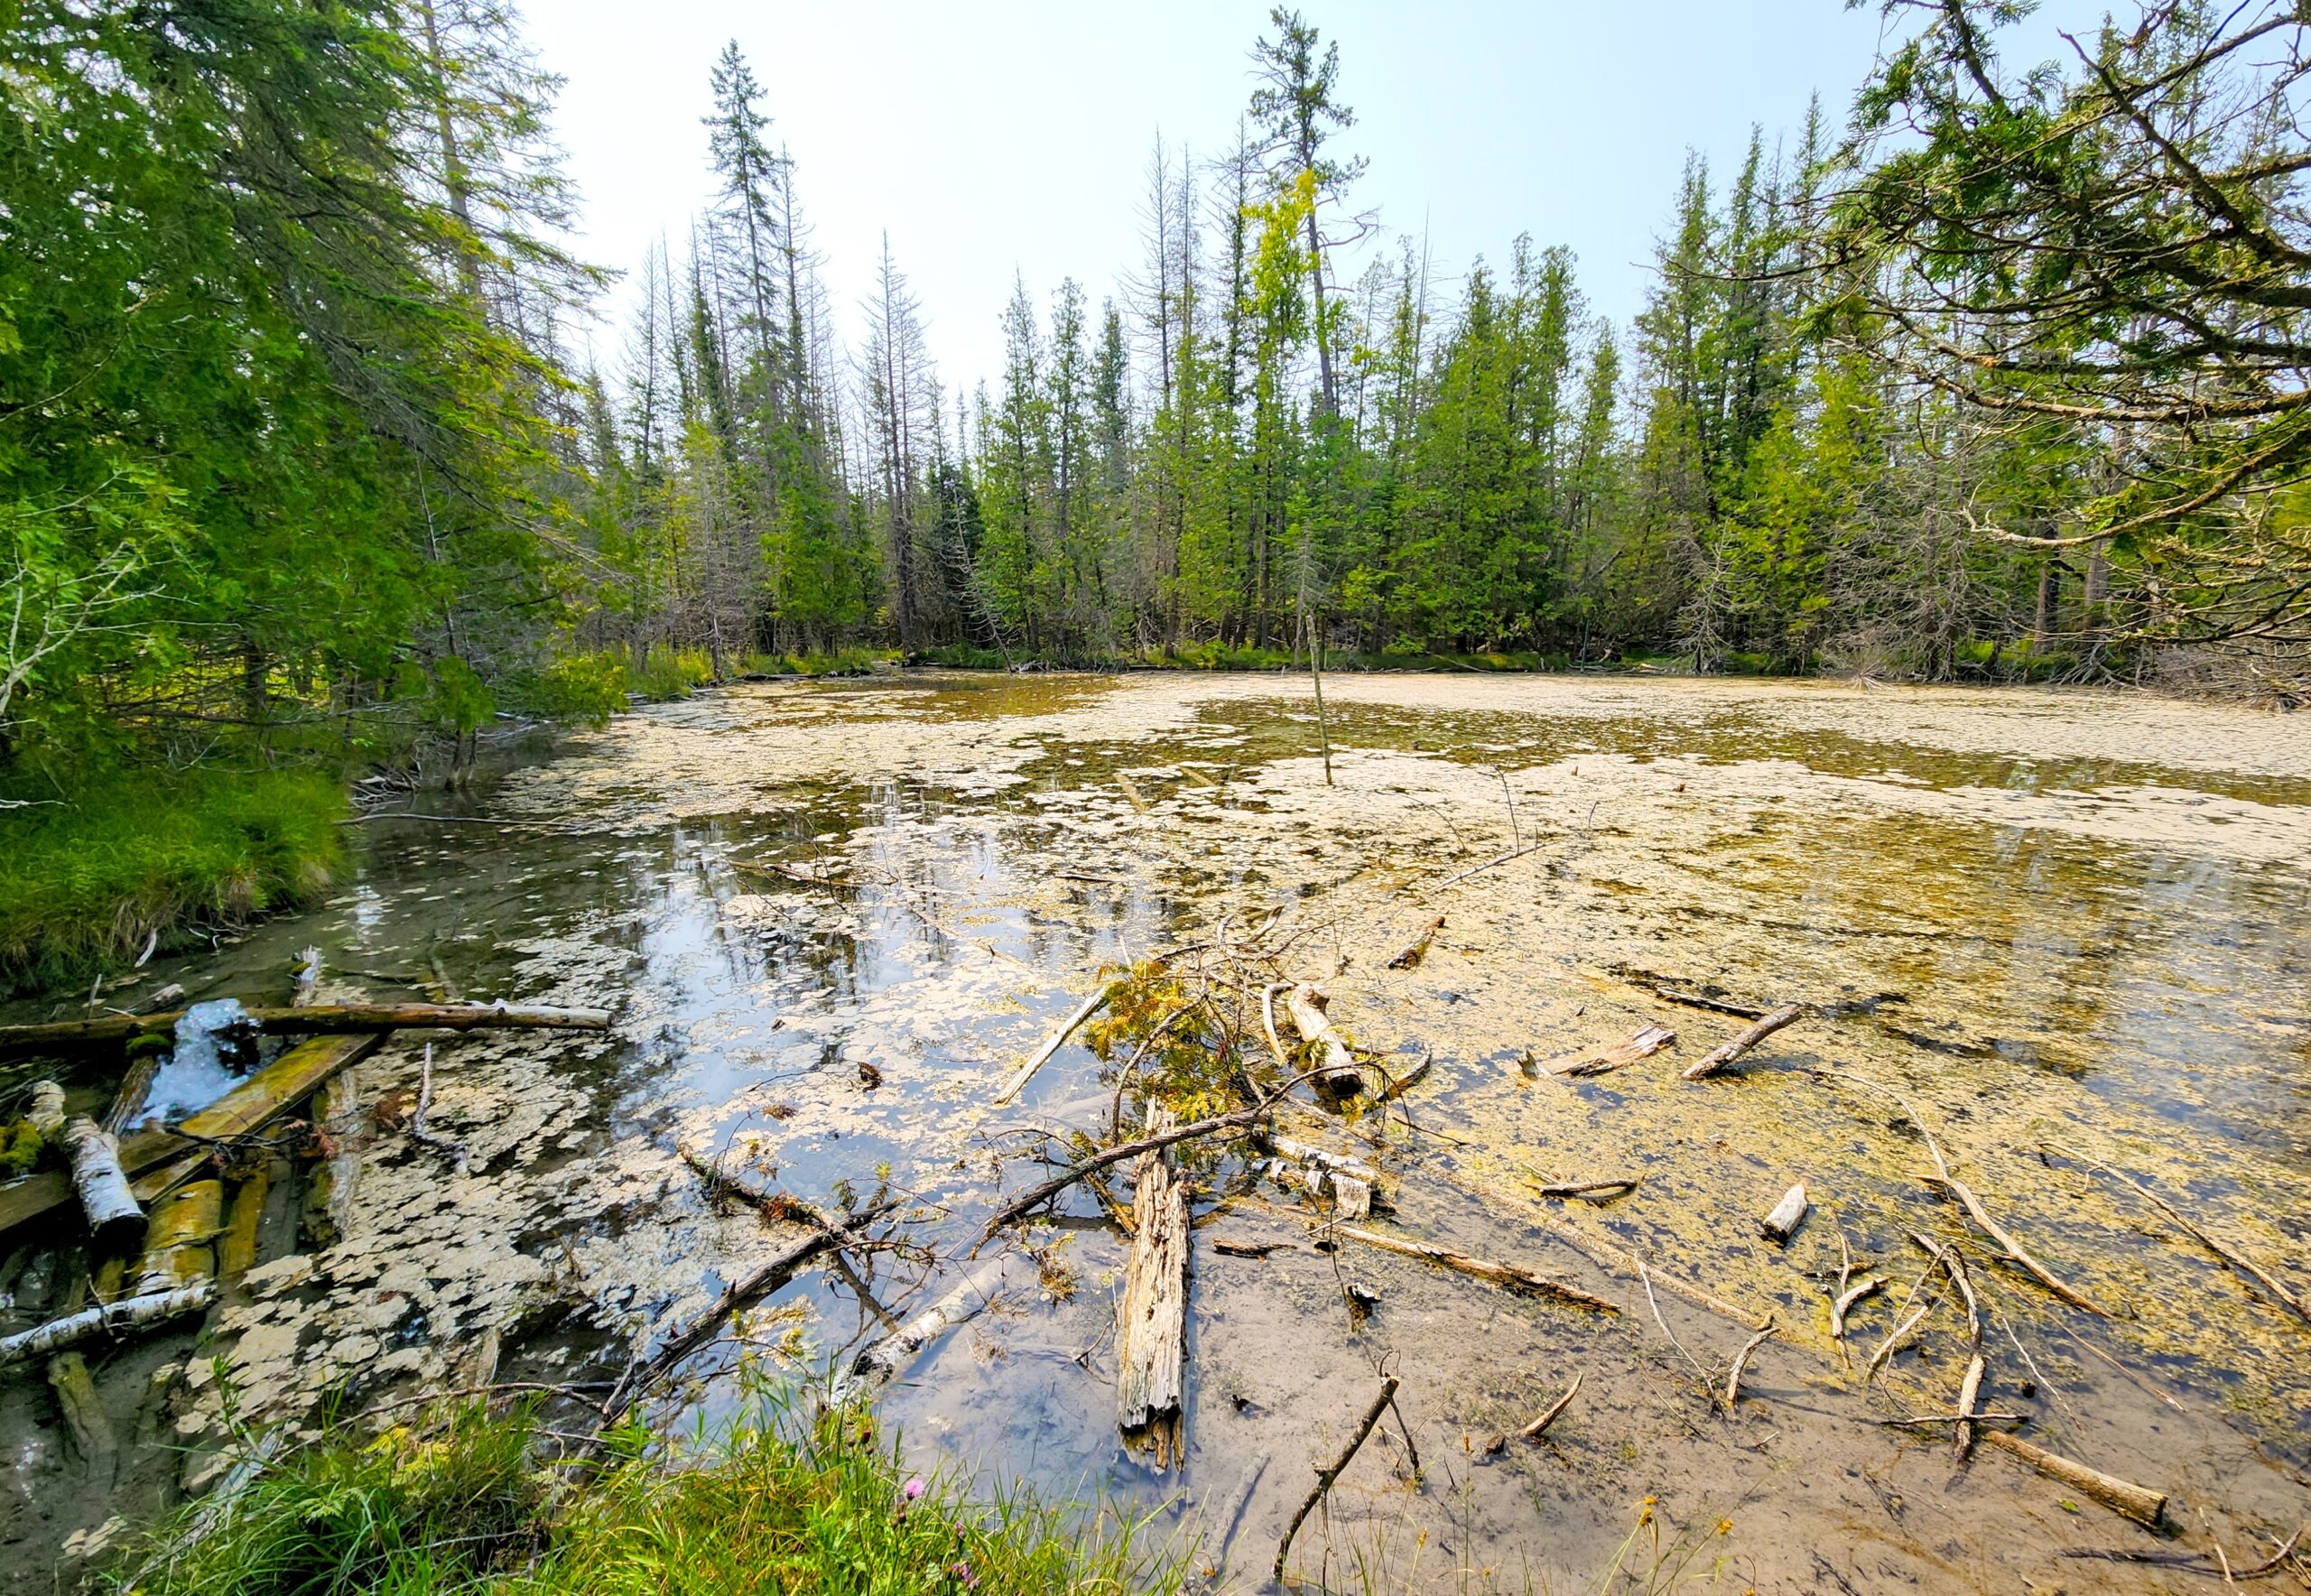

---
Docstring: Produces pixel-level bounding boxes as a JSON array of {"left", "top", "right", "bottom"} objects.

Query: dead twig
[{"left": 1276, "top": 1376, "right": 1400, "bottom": 1581}]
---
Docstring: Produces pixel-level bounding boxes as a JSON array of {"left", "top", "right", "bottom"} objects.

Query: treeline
[{"left": 581, "top": 5, "right": 2311, "bottom": 689}]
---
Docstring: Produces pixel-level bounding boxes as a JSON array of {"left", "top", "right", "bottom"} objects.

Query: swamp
[{"left": 2, "top": 670, "right": 2306, "bottom": 1591}]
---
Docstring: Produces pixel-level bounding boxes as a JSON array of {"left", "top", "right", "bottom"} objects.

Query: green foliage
[
  {"left": 0, "top": 767, "right": 345, "bottom": 991},
  {"left": 117, "top": 1395, "right": 1181, "bottom": 1596}
]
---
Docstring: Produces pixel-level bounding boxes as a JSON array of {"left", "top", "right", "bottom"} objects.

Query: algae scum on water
[{"left": 4, "top": 672, "right": 2309, "bottom": 1592}]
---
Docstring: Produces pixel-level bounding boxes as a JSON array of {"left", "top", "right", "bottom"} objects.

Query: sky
[{"left": 534, "top": 1, "right": 1902, "bottom": 394}]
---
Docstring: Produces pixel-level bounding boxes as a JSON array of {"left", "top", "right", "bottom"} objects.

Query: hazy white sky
[{"left": 535, "top": 2, "right": 1899, "bottom": 393}]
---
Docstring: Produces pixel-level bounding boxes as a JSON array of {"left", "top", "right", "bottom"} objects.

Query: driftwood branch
[
  {"left": 1723, "top": 1317, "right": 1777, "bottom": 1407},
  {"left": 994, "top": 980, "right": 1118, "bottom": 1105},
  {"left": 1548, "top": 1025, "right": 1676, "bottom": 1079},
  {"left": 1485, "top": 1370, "right": 1582, "bottom": 1452},
  {"left": 1276, "top": 1376, "right": 1400, "bottom": 1581},
  {"left": 976, "top": 1104, "right": 1268, "bottom": 1246},
  {"left": 1684, "top": 1004, "right": 1805, "bottom": 1081},
  {"left": 1980, "top": 1428, "right": 2167, "bottom": 1526},
  {"left": 1527, "top": 1176, "right": 1642, "bottom": 1201},
  {"left": 0, "top": 1001, "right": 609, "bottom": 1061},
  {"left": 1385, "top": 916, "right": 1444, "bottom": 970},
  {"left": 1327, "top": 1224, "right": 1618, "bottom": 1313}
]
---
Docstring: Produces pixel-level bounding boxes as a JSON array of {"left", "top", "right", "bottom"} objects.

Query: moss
[
  {"left": 0, "top": 765, "right": 346, "bottom": 994},
  {"left": 115, "top": 1393, "right": 1180, "bottom": 1596}
]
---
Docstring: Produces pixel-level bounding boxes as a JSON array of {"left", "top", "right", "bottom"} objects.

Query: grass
[
  {"left": 117, "top": 1390, "right": 1182, "bottom": 1596},
  {"left": 0, "top": 764, "right": 345, "bottom": 993}
]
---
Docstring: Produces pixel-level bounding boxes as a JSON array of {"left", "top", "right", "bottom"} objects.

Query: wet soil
[{"left": 4, "top": 671, "right": 2308, "bottom": 1592}]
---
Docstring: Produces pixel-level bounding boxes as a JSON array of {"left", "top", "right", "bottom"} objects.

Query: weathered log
[
  {"left": 1527, "top": 1176, "right": 1642, "bottom": 1201},
  {"left": 26, "top": 1081, "right": 66, "bottom": 1139},
  {"left": 1385, "top": 916, "right": 1445, "bottom": 970},
  {"left": 0, "top": 1034, "right": 384, "bottom": 1246},
  {"left": 0, "top": 1283, "right": 215, "bottom": 1370},
  {"left": 1117, "top": 1108, "right": 1191, "bottom": 1469},
  {"left": 840, "top": 1257, "right": 1007, "bottom": 1400},
  {"left": 993, "top": 980, "right": 1118, "bottom": 1105},
  {"left": 1979, "top": 1428, "right": 2166, "bottom": 1526},
  {"left": 64, "top": 1118, "right": 144, "bottom": 1253},
  {"left": 1547, "top": 1025, "right": 1675, "bottom": 1079},
  {"left": 0, "top": 1002, "right": 609, "bottom": 1062},
  {"left": 217, "top": 1166, "right": 268, "bottom": 1286},
  {"left": 132, "top": 1180, "right": 222, "bottom": 1294},
  {"left": 1759, "top": 1183, "right": 1810, "bottom": 1245},
  {"left": 1285, "top": 983, "right": 1363, "bottom": 1095},
  {"left": 1276, "top": 1376, "right": 1400, "bottom": 1581},
  {"left": 1327, "top": 1224, "right": 1619, "bottom": 1313},
  {"left": 1683, "top": 1004, "right": 1805, "bottom": 1081},
  {"left": 301, "top": 1069, "right": 362, "bottom": 1249},
  {"left": 1267, "top": 1134, "right": 1381, "bottom": 1220}
]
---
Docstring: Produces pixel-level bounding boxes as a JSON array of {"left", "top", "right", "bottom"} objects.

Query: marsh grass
[
  {"left": 117, "top": 1387, "right": 1184, "bottom": 1596},
  {"left": 0, "top": 765, "right": 344, "bottom": 991}
]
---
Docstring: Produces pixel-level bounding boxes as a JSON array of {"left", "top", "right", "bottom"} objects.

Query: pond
[{"left": 5, "top": 671, "right": 2309, "bottom": 1591}]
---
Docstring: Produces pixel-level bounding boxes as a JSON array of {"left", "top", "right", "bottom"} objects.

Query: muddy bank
[{"left": 3, "top": 672, "right": 2306, "bottom": 1591}]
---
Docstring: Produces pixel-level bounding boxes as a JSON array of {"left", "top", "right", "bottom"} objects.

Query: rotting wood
[
  {"left": 1326, "top": 1224, "right": 1619, "bottom": 1313},
  {"left": 0, "top": 1283, "right": 215, "bottom": 1370},
  {"left": 603, "top": 1200, "right": 897, "bottom": 1421},
  {"left": 1830, "top": 1275, "right": 1884, "bottom": 1341},
  {"left": 1276, "top": 1375, "right": 1400, "bottom": 1582},
  {"left": 0, "top": 1001, "right": 609, "bottom": 1062},
  {"left": 2041, "top": 1140, "right": 2309, "bottom": 1327},
  {"left": 1547, "top": 1025, "right": 1675, "bottom": 1079},
  {"left": 1212, "top": 1239, "right": 1280, "bottom": 1258},
  {"left": 64, "top": 1118, "right": 144, "bottom": 1253},
  {"left": 1760, "top": 1183, "right": 1810, "bottom": 1245},
  {"left": 217, "top": 1166, "right": 269, "bottom": 1287},
  {"left": 1267, "top": 1133, "right": 1381, "bottom": 1219},
  {"left": 1377, "top": 1054, "right": 1432, "bottom": 1103},
  {"left": 132, "top": 1180, "right": 222, "bottom": 1294},
  {"left": 48, "top": 1350, "right": 114, "bottom": 1477},
  {"left": 1684, "top": 1004, "right": 1805, "bottom": 1081},
  {"left": 302, "top": 1068, "right": 363, "bottom": 1250},
  {"left": 1724, "top": 1316, "right": 1777, "bottom": 1407},
  {"left": 26, "top": 1081, "right": 66, "bottom": 1139},
  {"left": 1386, "top": 916, "right": 1445, "bottom": 970},
  {"left": 993, "top": 979, "right": 1119, "bottom": 1106},
  {"left": 1285, "top": 983, "right": 1363, "bottom": 1095},
  {"left": 1527, "top": 1176, "right": 1642, "bottom": 1201},
  {"left": 1117, "top": 1107, "right": 1191, "bottom": 1470},
  {"left": 840, "top": 1257, "right": 1007, "bottom": 1401},
  {"left": 1980, "top": 1428, "right": 2167, "bottom": 1526}
]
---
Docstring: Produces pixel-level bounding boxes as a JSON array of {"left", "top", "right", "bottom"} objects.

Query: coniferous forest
[{"left": 5, "top": 0, "right": 2311, "bottom": 973}]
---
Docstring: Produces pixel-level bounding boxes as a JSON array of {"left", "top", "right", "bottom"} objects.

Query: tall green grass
[
  {"left": 0, "top": 766, "right": 345, "bottom": 992},
  {"left": 119, "top": 1392, "right": 1182, "bottom": 1596}
]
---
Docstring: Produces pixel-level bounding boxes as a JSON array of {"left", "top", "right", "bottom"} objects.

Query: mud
[{"left": 4, "top": 670, "right": 2308, "bottom": 1591}]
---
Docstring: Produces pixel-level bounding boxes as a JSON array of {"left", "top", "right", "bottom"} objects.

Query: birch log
[
  {"left": 1117, "top": 1109, "right": 1191, "bottom": 1469},
  {"left": 0, "top": 1284, "right": 215, "bottom": 1370},
  {"left": 1683, "top": 1004, "right": 1805, "bottom": 1081},
  {"left": 1285, "top": 983, "right": 1362, "bottom": 1095},
  {"left": 64, "top": 1118, "right": 144, "bottom": 1252},
  {"left": 26, "top": 1081, "right": 66, "bottom": 1139},
  {"left": 1759, "top": 1183, "right": 1810, "bottom": 1244}
]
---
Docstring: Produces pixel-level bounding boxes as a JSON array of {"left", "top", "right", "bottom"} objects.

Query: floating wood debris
[
  {"left": 1548, "top": 1025, "right": 1675, "bottom": 1079},
  {"left": 1527, "top": 1176, "right": 1641, "bottom": 1201},
  {"left": 0, "top": 1284, "right": 216, "bottom": 1371},
  {"left": 64, "top": 1118, "right": 144, "bottom": 1253},
  {"left": 0, "top": 1001, "right": 608, "bottom": 1062},
  {"left": 1980, "top": 1429, "right": 2167, "bottom": 1526},
  {"left": 1830, "top": 1275, "right": 1884, "bottom": 1341},
  {"left": 1267, "top": 1134, "right": 1382, "bottom": 1220},
  {"left": 1683, "top": 1003, "right": 1805, "bottom": 1081},
  {"left": 1759, "top": 1183, "right": 1810, "bottom": 1244},
  {"left": 1117, "top": 1108, "right": 1191, "bottom": 1469},
  {"left": 993, "top": 979, "right": 1119, "bottom": 1105},
  {"left": 1385, "top": 916, "right": 1445, "bottom": 970},
  {"left": 1326, "top": 1223, "right": 1618, "bottom": 1313},
  {"left": 1285, "top": 983, "right": 1362, "bottom": 1094},
  {"left": 840, "top": 1258, "right": 1007, "bottom": 1402}
]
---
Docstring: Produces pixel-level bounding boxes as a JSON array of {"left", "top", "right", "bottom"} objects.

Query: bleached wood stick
[
  {"left": 1548, "top": 1025, "right": 1675, "bottom": 1079},
  {"left": 1328, "top": 1224, "right": 1619, "bottom": 1313},
  {"left": 1385, "top": 915, "right": 1444, "bottom": 970},
  {"left": 1285, "top": 983, "right": 1363, "bottom": 1094},
  {"left": 993, "top": 980, "right": 1118, "bottom": 1105},
  {"left": 1683, "top": 1004, "right": 1805, "bottom": 1080},
  {"left": 1980, "top": 1428, "right": 2166, "bottom": 1526},
  {"left": 0, "top": 1284, "right": 214, "bottom": 1369}
]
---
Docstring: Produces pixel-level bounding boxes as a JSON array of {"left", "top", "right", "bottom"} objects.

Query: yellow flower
[{"left": 1716, "top": 1518, "right": 1733, "bottom": 1536}]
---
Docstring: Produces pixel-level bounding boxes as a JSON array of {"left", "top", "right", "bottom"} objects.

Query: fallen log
[
  {"left": 1326, "top": 1224, "right": 1618, "bottom": 1313},
  {"left": 1385, "top": 916, "right": 1445, "bottom": 970},
  {"left": 1547, "top": 1025, "right": 1675, "bottom": 1079},
  {"left": 0, "top": 1034, "right": 384, "bottom": 1247},
  {"left": 1285, "top": 983, "right": 1363, "bottom": 1095},
  {"left": 1267, "top": 1133, "right": 1381, "bottom": 1220},
  {"left": 0, "top": 1002, "right": 609, "bottom": 1062},
  {"left": 1117, "top": 1109, "right": 1191, "bottom": 1470},
  {"left": 26, "top": 1081, "right": 66, "bottom": 1139},
  {"left": 993, "top": 980, "right": 1118, "bottom": 1106},
  {"left": 1527, "top": 1176, "right": 1642, "bottom": 1201},
  {"left": 103, "top": 1057, "right": 160, "bottom": 1137},
  {"left": 1759, "top": 1183, "right": 1810, "bottom": 1245},
  {"left": 840, "top": 1258, "right": 1007, "bottom": 1401},
  {"left": 1276, "top": 1376, "right": 1399, "bottom": 1581},
  {"left": 48, "top": 1348, "right": 115, "bottom": 1476},
  {"left": 1684, "top": 1004, "right": 1805, "bottom": 1081},
  {"left": 217, "top": 1165, "right": 269, "bottom": 1286},
  {"left": 2041, "top": 1140, "right": 2308, "bottom": 1328},
  {"left": 301, "top": 1069, "right": 363, "bottom": 1249},
  {"left": 1980, "top": 1428, "right": 2167, "bottom": 1526},
  {"left": 64, "top": 1119, "right": 144, "bottom": 1253},
  {"left": 0, "top": 1283, "right": 215, "bottom": 1371},
  {"left": 132, "top": 1180, "right": 223, "bottom": 1294}
]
